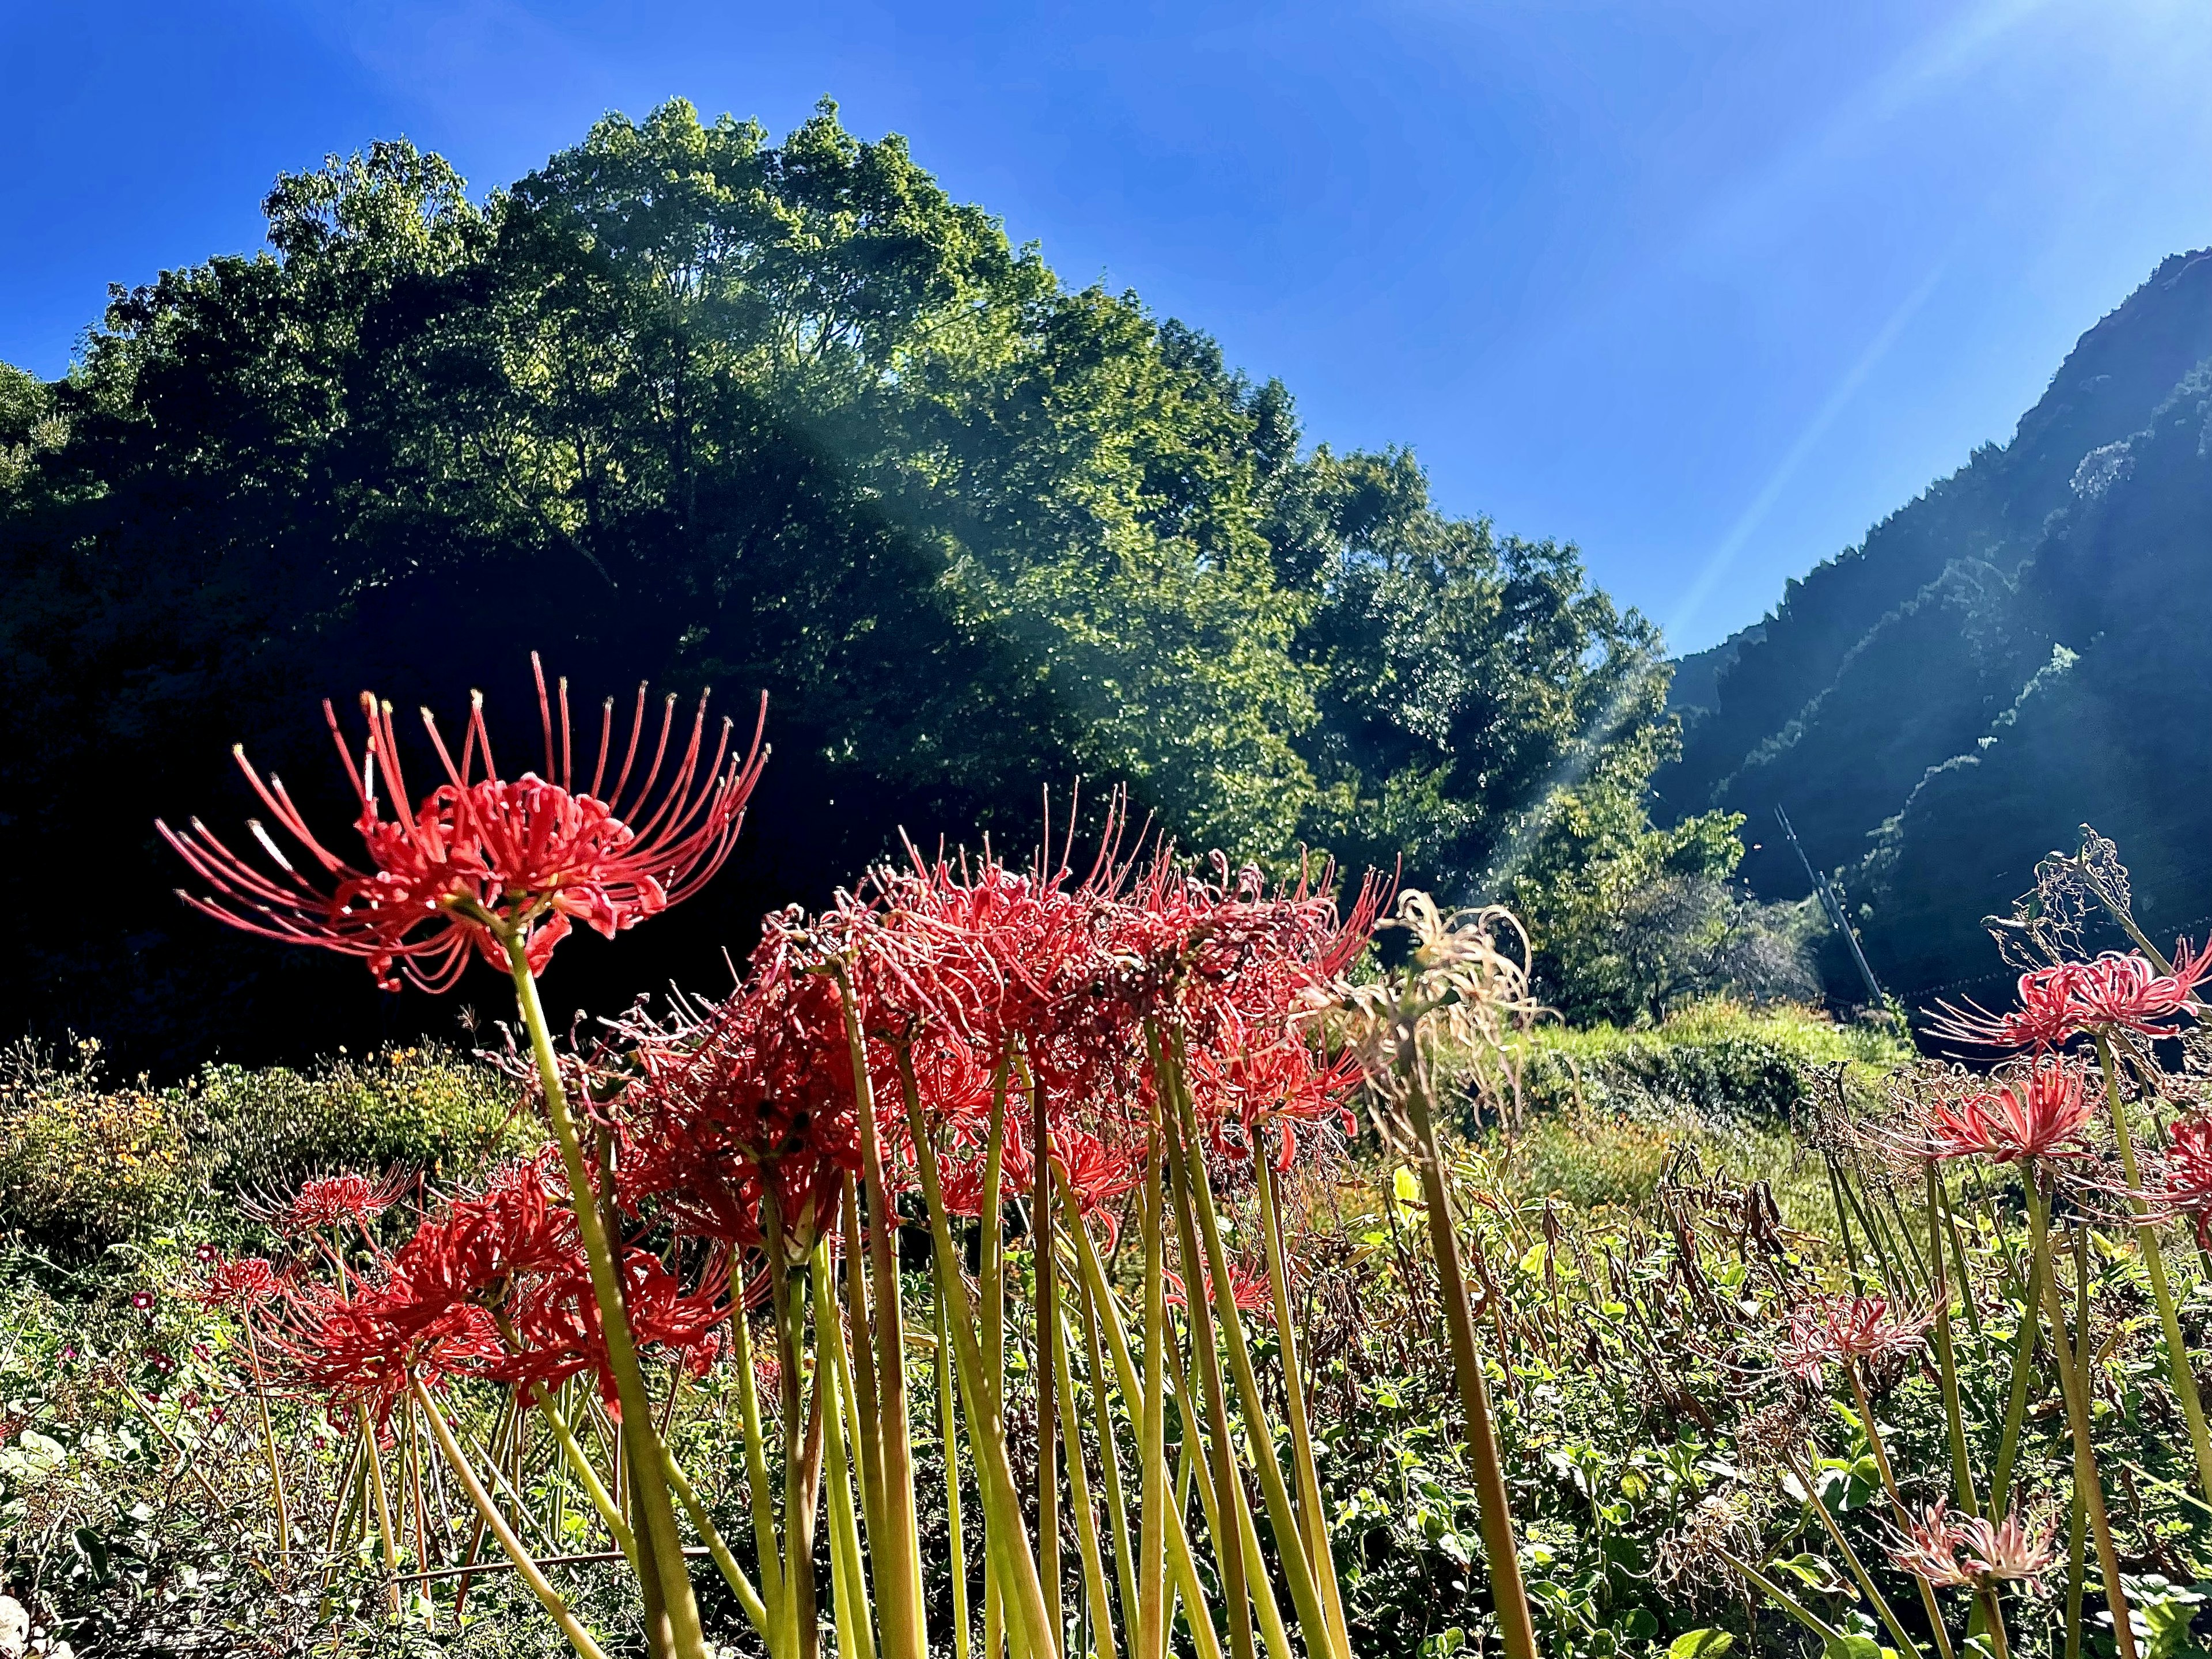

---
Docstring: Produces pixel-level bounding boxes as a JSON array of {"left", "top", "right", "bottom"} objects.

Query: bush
[
  {"left": 0, "top": 1040, "right": 191, "bottom": 1252},
  {"left": 1503, "top": 998, "right": 1906, "bottom": 1128},
  {"left": 1441, "top": 999, "right": 1911, "bottom": 1222},
  {"left": 180, "top": 1044, "right": 529, "bottom": 1203},
  {"left": 0, "top": 1042, "right": 532, "bottom": 1253}
]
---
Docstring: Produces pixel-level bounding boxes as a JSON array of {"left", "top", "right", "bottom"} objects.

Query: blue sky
[{"left": 4, "top": 1, "right": 2209, "bottom": 653}]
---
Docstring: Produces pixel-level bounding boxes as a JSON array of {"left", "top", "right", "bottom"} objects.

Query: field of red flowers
[{"left": 7, "top": 664, "right": 2212, "bottom": 1659}]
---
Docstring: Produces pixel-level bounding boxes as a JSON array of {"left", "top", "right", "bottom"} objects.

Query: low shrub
[
  {"left": 1500, "top": 998, "right": 1907, "bottom": 1128},
  {"left": 180, "top": 1044, "right": 528, "bottom": 1203},
  {"left": 0, "top": 1042, "right": 532, "bottom": 1255},
  {"left": 0, "top": 1041, "right": 191, "bottom": 1253}
]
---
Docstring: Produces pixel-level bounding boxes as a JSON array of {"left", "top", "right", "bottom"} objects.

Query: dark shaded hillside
[{"left": 1661, "top": 248, "right": 2212, "bottom": 1001}]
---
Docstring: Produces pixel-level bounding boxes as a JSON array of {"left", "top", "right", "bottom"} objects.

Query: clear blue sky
[{"left": 5, "top": 1, "right": 2208, "bottom": 652}]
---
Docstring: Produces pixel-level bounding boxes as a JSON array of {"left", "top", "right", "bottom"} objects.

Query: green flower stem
[
  {"left": 2093, "top": 1031, "right": 2212, "bottom": 1503},
  {"left": 834, "top": 971, "right": 930, "bottom": 1659},
  {"left": 1883, "top": 1177, "right": 1934, "bottom": 1290},
  {"left": 890, "top": 1042, "right": 1063, "bottom": 1659},
  {"left": 980, "top": 1052, "right": 1016, "bottom": 1659},
  {"left": 760, "top": 1188, "right": 816, "bottom": 1659},
  {"left": 935, "top": 1266, "right": 974, "bottom": 1659},
  {"left": 503, "top": 937, "right": 705, "bottom": 1659},
  {"left": 659, "top": 1437, "right": 770, "bottom": 1633},
  {"left": 2025, "top": 1169, "right": 2138, "bottom": 1659},
  {"left": 1827, "top": 1156, "right": 1870, "bottom": 1293},
  {"left": 2065, "top": 1226, "right": 2092, "bottom": 1659},
  {"left": 1986, "top": 1243, "right": 2043, "bottom": 1521},
  {"left": 359, "top": 1403, "right": 402, "bottom": 1613},
  {"left": 816, "top": 1247, "right": 881, "bottom": 1659},
  {"left": 726, "top": 1293, "right": 786, "bottom": 1651},
  {"left": 1028, "top": 1055, "right": 1065, "bottom": 1659},
  {"left": 1969, "top": 1165, "right": 2027, "bottom": 1304},
  {"left": 1078, "top": 1257, "right": 1141, "bottom": 1637},
  {"left": 1402, "top": 1069, "right": 1540, "bottom": 1659},
  {"left": 1055, "top": 1300, "right": 1119, "bottom": 1659},
  {"left": 410, "top": 1374, "right": 611, "bottom": 1659},
  {"left": 238, "top": 1321, "right": 290, "bottom": 1574},
  {"left": 1160, "top": 1109, "right": 1262, "bottom": 1659},
  {"left": 1254, "top": 1137, "right": 1354, "bottom": 1659},
  {"left": 1842, "top": 1363, "right": 1956, "bottom": 1659},
  {"left": 1936, "top": 1173, "right": 1983, "bottom": 1339},
  {"left": 1164, "top": 1058, "right": 1340, "bottom": 1659},
  {"left": 1923, "top": 1165, "right": 1981, "bottom": 1514},
  {"left": 530, "top": 1381, "right": 635, "bottom": 1565},
  {"left": 1135, "top": 1032, "right": 1171, "bottom": 1659},
  {"left": 1058, "top": 1150, "right": 1226, "bottom": 1659},
  {"left": 1784, "top": 1444, "right": 1926, "bottom": 1659},
  {"left": 840, "top": 1181, "right": 886, "bottom": 1545},
  {"left": 1715, "top": 1547, "right": 1846, "bottom": 1645},
  {"left": 2063, "top": 1480, "right": 2088, "bottom": 1659},
  {"left": 1975, "top": 1586, "right": 2012, "bottom": 1659}
]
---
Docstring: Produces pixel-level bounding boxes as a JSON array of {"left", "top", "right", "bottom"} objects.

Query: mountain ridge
[{"left": 1660, "top": 246, "right": 2212, "bottom": 1001}]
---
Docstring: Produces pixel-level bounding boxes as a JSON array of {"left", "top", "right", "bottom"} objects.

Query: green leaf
[{"left": 1667, "top": 1633, "right": 1734, "bottom": 1659}]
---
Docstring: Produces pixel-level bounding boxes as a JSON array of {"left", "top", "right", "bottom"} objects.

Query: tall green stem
[
  {"left": 1923, "top": 1165, "right": 1980, "bottom": 1515},
  {"left": 1164, "top": 1053, "right": 1339, "bottom": 1659},
  {"left": 937, "top": 1263, "right": 974, "bottom": 1659},
  {"left": 1255, "top": 1138, "right": 1353, "bottom": 1659},
  {"left": 2094, "top": 1031, "right": 2212, "bottom": 1503},
  {"left": 1402, "top": 1071, "right": 1539, "bottom": 1659},
  {"left": 504, "top": 939, "right": 704, "bottom": 1659},
  {"left": 2025, "top": 1169, "right": 2137, "bottom": 1659},
  {"left": 411, "top": 1376, "right": 611, "bottom": 1659},
  {"left": 835, "top": 972, "right": 929, "bottom": 1658}
]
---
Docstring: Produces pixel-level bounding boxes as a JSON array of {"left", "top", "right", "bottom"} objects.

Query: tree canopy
[{"left": 0, "top": 99, "right": 1721, "bottom": 1067}]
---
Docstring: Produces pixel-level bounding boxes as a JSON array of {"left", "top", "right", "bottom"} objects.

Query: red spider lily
[
  {"left": 1888, "top": 1503, "right": 2058, "bottom": 1596},
  {"left": 491, "top": 1247, "right": 729, "bottom": 1411},
  {"left": 159, "top": 657, "right": 767, "bottom": 991},
  {"left": 2067, "top": 941, "right": 2212, "bottom": 1035},
  {"left": 1925, "top": 941, "right": 2212, "bottom": 1053},
  {"left": 1925, "top": 964, "right": 2087, "bottom": 1052},
  {"left": 278, "top": 1156, "right": 724, "bottom": 1422},
  {"left": 198, "top": 1256, "right": 282, "bottom": 1313},
  {"left": 1180, "top": 1017, "right": 1364, "bottom": 1165},
  {"left": 1165, "top": 1260, "right": 1276, "bottom": 1323},
  {"left": 1899, "top": 1058, "right": 2099, "bottom": 1164},
  {"left": 1775, "top": 1296, "right": 1934, "bottom": 1380},
  {"left": 2155, "top": 1116, "right": 2212, "bottom": 1248},
  {"left": 612, "top": 960, "right": 860, "bottom": 1255},
  {"left": 259, "top": 1170, "right": 415, "bottom": 1236}
]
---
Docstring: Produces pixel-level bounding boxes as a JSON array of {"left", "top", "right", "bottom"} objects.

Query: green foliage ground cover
[{"left": 14, "top": 1003, "right": 2205, "bottom": 1659}]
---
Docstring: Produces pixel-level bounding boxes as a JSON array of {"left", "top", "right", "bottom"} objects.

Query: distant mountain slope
[{"left": 1658, "top": 248, "right": 2212, "bottom": 1001}]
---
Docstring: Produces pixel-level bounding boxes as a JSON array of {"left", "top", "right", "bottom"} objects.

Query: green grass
[{"left": 1446, "top": 998, "right": 1914, "bottom": 1235}]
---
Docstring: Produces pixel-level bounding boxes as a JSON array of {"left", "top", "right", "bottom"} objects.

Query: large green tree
[{"left": 0, "top": 99, "right": 1714, "bottom": 1067}]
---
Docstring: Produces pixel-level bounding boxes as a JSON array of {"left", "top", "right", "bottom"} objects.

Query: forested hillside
[
  {"left": 0, "top": 99, "right": 1726, "bottom": 1071},
  {"left": 1662, "top": 247, "right": 2212, "bottom": 1005}
]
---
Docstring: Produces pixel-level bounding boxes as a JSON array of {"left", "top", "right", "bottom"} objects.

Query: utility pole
[{"left": 1775, "top": 805, "right": 1887, "bottom": 1009}]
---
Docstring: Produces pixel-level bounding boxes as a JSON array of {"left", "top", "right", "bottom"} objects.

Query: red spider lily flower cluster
[
  {"left": 218, "top": 775, "right": 1385, "bottom": 1432},
  {"left": 603, "top": 831, "right": 1384, "bottom": 1262},
  {"left": 2154, "top": 1116, "right": 2212, "bottom": 1248},
  {"left": 160, "top": 657, "right": 766, "bottom": 991},
  {"left": 1887, "top": 1502, "right": 2059, "bottom": 1596},
  {"left": 1894, "top": 1057, "right": 2100, "bottom": 1164},
  {"left": 1926, "top": 941, "right": 2212, "bottom": 1052},
  {"left": 1165, "top": 1261, "right": 1277, "bottom": 1323},
  {"left": 198, "top": 1256, "right": 282, "bottom": 1314},
  {"left": 273, "top": 1156, "right": 720, "bottom": 1428},
  {"left": 257, "top": 1171, "right": 415, "bottom": 1236},
  {"left": 1775, "top": 1296, "right": 1934, "bottom": 1380}
]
